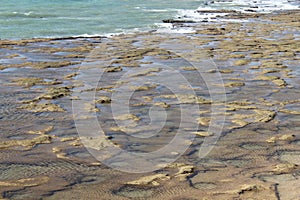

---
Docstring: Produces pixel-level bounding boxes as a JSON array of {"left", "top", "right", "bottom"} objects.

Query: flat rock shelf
[{"left": 0, "top": 10, "right": 299, "bottom": 200}]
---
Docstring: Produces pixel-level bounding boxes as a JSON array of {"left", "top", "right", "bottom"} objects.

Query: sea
[{"left": 0, "top": 0, "right": 299, "bottom": 40}]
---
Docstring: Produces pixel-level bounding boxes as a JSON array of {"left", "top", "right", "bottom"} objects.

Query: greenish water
[
  {"left": 0, "top": 0, "right": 205, "bottom": 39},
  {"left": 0, "top": 0, "right": 298, "bottom": 39}
]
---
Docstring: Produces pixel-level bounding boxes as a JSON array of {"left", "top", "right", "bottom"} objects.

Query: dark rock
[
  {"left": 197, "top": 9, "right": 240, "bottom": 14},
  {"left": 162, "top": 19, "right": 196, "bottom": 23},
  {"left": 245, "top": 9, "right": 257, "bottom": 12}
]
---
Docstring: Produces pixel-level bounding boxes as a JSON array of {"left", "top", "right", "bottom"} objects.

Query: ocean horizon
[{"left": 0, "top": 0, "right": 299, "bottom": 39}]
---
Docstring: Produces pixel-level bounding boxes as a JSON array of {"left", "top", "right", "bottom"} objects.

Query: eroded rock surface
[{"left": 0, "top": 10, "right": 299, "bottom": 200}]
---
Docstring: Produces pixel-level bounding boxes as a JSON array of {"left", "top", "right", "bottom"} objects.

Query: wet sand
[{"left": 0, "top": 10, "right": 299, "bottom": 199}]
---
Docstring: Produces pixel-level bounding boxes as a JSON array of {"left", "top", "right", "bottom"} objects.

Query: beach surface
[{"left": 0, "top": 10, "right": 300, "bottom": 199}]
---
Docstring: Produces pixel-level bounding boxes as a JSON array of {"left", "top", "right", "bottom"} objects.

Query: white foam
[
  {"left": 176, "top": 9, "right": 228, "bottom": 22},
  {"left": 24, "top": 11, "right": 33, "bottom": 16},
  {"left": 142, "top": 8, "right": 179, "bottom": 13},
  {"left": 74, "top": 33, "right": 105, "bottom": 38},
  {"left": 197, "top": 0, "right": 299, "bottom": 13},
  {"left": 172, "top": 0, "right": 299, "bottom": 24},
  {"left": 155, "top": 23, "right": 196, "bottom": 34},
  {"left": 154, "top": 0, "right": 299, "bottom": 35}
]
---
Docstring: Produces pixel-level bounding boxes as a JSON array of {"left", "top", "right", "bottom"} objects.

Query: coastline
[
  {"left": 0, "top": 9, "right": 300, "bottom": 199},
  {"left": 1, "top": 7, "right": 299, "bottom": 42}
]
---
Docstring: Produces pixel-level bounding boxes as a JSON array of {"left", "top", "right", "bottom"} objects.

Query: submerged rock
[
  {"left": 114, "top": 185, "right": 155, "bottom": 198},
  {"left": 0, "top": 177, "right": 49, "bottom": 187}
]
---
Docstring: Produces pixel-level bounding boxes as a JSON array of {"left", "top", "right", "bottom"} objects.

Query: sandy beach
[{"left": 0, "top": 10, "right": 299, "bottom": 199}]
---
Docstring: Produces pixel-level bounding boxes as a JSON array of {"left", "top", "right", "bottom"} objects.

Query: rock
[
  {"left": 234, "top": 59, "right": 250, "bottom": 66},
  {"left": 80, "top": 136, "right": 114, "bottom": 151},
  {"left": 225, "top": 101, "right": 257, "bottom": 111},
  {"left": 105, "top": 66, "right": 122, "bottom": 73},
  {"left": 56, "top": 152, "right": 69, "bottom": 159},
  {"left": 181, "top": 66, "right": 197, "bottom": 71},
  {"left": 220, "top": 69, "right": 233, "bottom": 73},
  {"left": 62, "top": 54, "right": 85, "bottom": 58},
  {"left": 64, "top": 72, "right": 78, "bottom": 79},
  {"left": 31, "top": 61, "right": 74, "bottom": 69},
  {"left": 273, "top": 163, "right": 298, "bottom": 174},
  {"left": 153, "top": 102, "right": 170, "bottom": 108},
  {"left": 192, "top": 131, "right": 214, "bottom": 137},
  {"left": 223, "top": 82, "right": 245, "bottom": 87},
  {"left": 231, "top": 119, "right": 250, "bottom": 127},
  {"left": 162, "top": 19, "right": 196, "bottom": 23},
  {"left": 244, "top": 9, "right": 257, "bottom": 12},
  {"left": 115, "top": 114, "right": 140, "bottom": 121},
  {"left": 251, "top": 53, "right": 264, "bottom": 59},
  {"left": 198, "top": 117, "right": 211, "bottom": 126},
  {"left": 19, "top": 103, "right": 65, "bottom": 112},
  {"left": 266, "top": 137, "right": 277, "bottom": 143},
  {"left": 96, "top": 96, "right": 111, "bottom": 104},
  {"left": 0, "top": 135, "right": 52, "bottom": 150},
  {"left": 11, "top": 77, "right": 62, "bottom": 87},
  {"left": 250, "top": 65, "right": 260, "bottom": 69},
  {"left": 12, "top": 77, "right": 42, "bottom": 87},
  {"left": 28, "top": 126, "right": 53, "bottom": 135},
  {"left": 130, "top": 85, "right": 156, "bottom": 91},
  {"left": 84, "top": 103, "right": 100, "bottom": 112},
  {"left": 253, "top": 110, "right": 276, "bottom": 123},
  {"left": 159, "top": 94, "right": 211, "bottom": 104},
  {"left": 129, "top": 68, "right": 161, "bottom": 77},
  {"left": 39, "top": 86, "right": 71, "bottom": 100},
  {"left": 207, "top": 69, "right": 217, "bottom": 73},
  {"left": 238, "top": 184, "right": 264, "bottom": 194},
  {"left": 254, "top": 75, "right": 279, "bottom": 81},
  {"left": 197, "top": 9, "right": 240, "bottom": 14},
  {"left": 127, "top": 174, "right": 170, "bottom": 186},
  {"left": 278, "top": 134, "right": 295, "bottom": 141},
  {"left": 272, "top": 79, "right": 287, "bottom": 87},
  {"left": 60, "top": 137, "right": 77, "bottom": 142},
  {"left": 266, "top": 134, "right": 295, "bottom": 143},
  {"left": 52, "top": 147, "right": 61, "bottom": 153},
  {"left": 260, "top": 69, "right": 280, "bottom": 74},
  {"left": 280, "top": 109, "right": 300, "bottom": 115},
  {"left": 229, "top": 54, "right": 246, "bottom": 58},
  {"left": 175, "top": 165, "right": 195, "bottom": 181}
]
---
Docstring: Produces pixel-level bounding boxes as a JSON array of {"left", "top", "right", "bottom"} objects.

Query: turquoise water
[
  {"left": 0, "top": 0, "right": 205, "bottom": 39},
  {"left": 0, "top": 0, "right": 298, "bottom": 39}
]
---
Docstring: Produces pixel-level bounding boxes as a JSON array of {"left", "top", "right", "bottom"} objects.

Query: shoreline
[
  {"left": 0, "top": 9, "right": 299, "bottom": 200},
  {"left": 0, "top": 9, "right": 299, "bottom": 42}
]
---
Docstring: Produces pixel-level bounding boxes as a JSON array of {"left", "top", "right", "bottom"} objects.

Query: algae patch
[
  {"left": 0, "top": 135, "right": 53, "bottom": 150},
  {"left": 19, "top": 103, "right": 65, "bottom": 112},
  {"left": 40, "top": 86, "right": 71, "bottom": 100},
  {"left": 11, "top": 77, "right": 62, "bottom": 88}
]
